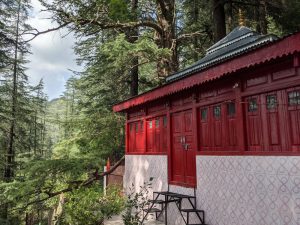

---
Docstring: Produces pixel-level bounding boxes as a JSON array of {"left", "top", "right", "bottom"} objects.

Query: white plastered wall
[
  {"left": 124, "top": 155, "right": 168, "bottom": 198},
  {"left": 124, "top": 155, "right": 300, "bottom": 225}
]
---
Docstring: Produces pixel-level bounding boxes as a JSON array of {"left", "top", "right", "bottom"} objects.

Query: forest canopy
[{"left": 1, "top": 0, "right": 300, "bottom": 224}]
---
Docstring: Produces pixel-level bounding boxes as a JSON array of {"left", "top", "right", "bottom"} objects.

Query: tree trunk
[
  {"left": 255, "top": 0, "right": 260, "bottom": 32},
  {"left": 193, "top": 0, "right": 200, "bottom": 61},
  {"left": 34, "top": 111, "right": 37, "bottom": 155},
  {"left": 255, "top": 0, "right": 268, "bottom": 34},
  {"left": 259, "top": 0, "right": 268, "bottom": 34},
  {"left": 25, "top": 213, "right": 34, "bottom": 225},
  {"left": 212, "top": 0, "right": 226, "bottom": 41},
  {"left": 227, "top": 0, "right": 233, "bottom": 32},
  {"left": 155, "top": 0, "right": 178, "bottom": 80},
  {"left": 128, "top": 0, "right": 139, "bottom": 97},
  {"left": 50, "top": 194, "right": 65, "bottom": 225}
]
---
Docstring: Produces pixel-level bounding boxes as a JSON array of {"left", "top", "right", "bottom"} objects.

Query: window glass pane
[
  {"left": 288, "top": 91, "right": 300, "bottom": 106},
  {"left": 201, "top": 108, "right": 208, "bottom": 120},
  {"left": 227, "top": 102, "right": 236, "bottom": 116},
  {"left": 266, "top": 95, "right": 277, "bottom": 109},
  {"left": 155, "top": 118, "right": 160, "bottom": 128},
  {"left": 163, "top": 116, "right": 167, "bottom": 127},
  {"left": 148, "top": 120, "right": 152, "bottom": 129},
  {"left": 248, "top": 98, "right": 258, "bottom": 112},
  {"left": 213, "top": 105, "right": 221, "bottom": 118}
]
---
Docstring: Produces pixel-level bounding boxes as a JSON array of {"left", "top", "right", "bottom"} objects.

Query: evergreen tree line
[
  {"left": 1, "top": 0, "right": 300, "bottom": 224},
  {"left": 0, "top": 0, "right": 50, "bottom": 224}
]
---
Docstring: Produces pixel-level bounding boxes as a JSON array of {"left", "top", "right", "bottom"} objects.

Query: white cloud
[{"left": 26, "top": 0, "right": 82, "bottom": 100}]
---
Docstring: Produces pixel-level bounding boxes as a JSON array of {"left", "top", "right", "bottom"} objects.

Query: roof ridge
[
  {"left": 166, "top": 26, "right": 278, "bottom": 82},
  {"left": 207, "top": 26, "right": 255, "bottom": 52},
  {"left": 207, "top": 32, "right": 256, "bottom": 54}
]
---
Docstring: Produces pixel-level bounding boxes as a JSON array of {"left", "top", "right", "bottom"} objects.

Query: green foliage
[
  {"left": 272, "top": 0, "right": 300, "bottom": 35},
  {"left": 45, "top": 97, "right": 68, "bottom": 148},
  {"left": 63, "top": 185, "right": 125, "bottom": 225},
  {"left": 99, "top": 33, "right": 170, "bottom": 94},
  {"left": 108, "top": 0, "right": 130, "bottom": 22}
]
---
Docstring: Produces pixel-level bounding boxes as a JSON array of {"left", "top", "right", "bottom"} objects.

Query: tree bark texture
[
  {"left": 155, "top": 0, "right": 178, "bottom": 80},
  {"left": 128, "top": 0, "right": 139, "bottom": 97},
  {"left": 212, "top": 0, "right": 226, "bottom": 41},
  {"left": 258, "top": 0, "right": 268, "bottom": 34},
  {"left": 226, "top": 0, "right": 233, "bottom": 32}
]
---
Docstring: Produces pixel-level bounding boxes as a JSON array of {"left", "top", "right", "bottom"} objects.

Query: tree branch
[
  {"left": 76, "top": 19, "right": 163, "bottom": 36},
  {"left": 23, "top": 22, "right": 71, "bottom": 42},
  {"left": 176, "top": 31, "right": 208, "bottom": 44},
  {"left": 11, "top": 155, "right": 125, "bottom": 211}
]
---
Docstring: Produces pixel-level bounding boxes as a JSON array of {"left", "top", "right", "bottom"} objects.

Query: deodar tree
[
  {"left": 36, "top": 0, "right": 211, "bottom": 91},
  {"left": 0, "top": 0, "right": 49, "bottom": 223}
]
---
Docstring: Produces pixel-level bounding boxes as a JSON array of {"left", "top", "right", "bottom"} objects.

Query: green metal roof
[{"left": 166, "top": 26, "right": 278, "bottom": 82}]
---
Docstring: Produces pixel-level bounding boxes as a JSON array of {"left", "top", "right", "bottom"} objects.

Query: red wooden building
[{"left": 113, "top": 26, "right": 300, "bottom": 225}]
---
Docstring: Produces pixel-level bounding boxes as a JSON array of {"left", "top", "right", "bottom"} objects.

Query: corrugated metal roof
[{"left": 166, "top": 26, "right": 278, "bottom": 82}]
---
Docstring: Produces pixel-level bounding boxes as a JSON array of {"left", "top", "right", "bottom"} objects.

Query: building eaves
[{"left": 113, "top": 30, "right": 300, "bottom": 112}]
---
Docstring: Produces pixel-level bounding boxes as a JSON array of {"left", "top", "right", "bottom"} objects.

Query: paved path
[{"left": 104, "top": 215, "right": 164, "bottom": 225}]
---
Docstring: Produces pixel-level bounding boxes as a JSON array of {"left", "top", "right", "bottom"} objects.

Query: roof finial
[{"left": 238, "top": 8, "right": 245, "bottom": 26}]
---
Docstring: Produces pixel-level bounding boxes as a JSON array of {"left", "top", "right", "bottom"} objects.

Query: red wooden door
[
  {"left": 245, "top": 95, "right": 264, "bottom": 151},
  {"left": 286, "top": 87, "right": 300, "bottom": 151},
  {"left": 262, "top": 92, "right": 282, "bottom": 151},
  {"left": 244, "top": 89, "right": 300, "bottom": 152},
  {"left": 171, "top": 110, "right": 196, "bottom": 186},
  {"left": 199, "top": 102, "right": 238, "bottom": 152}
]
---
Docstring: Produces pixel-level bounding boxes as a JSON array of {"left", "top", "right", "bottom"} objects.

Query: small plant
[{"left": 122, "top": 177, "right": 153, "bottom": 225}]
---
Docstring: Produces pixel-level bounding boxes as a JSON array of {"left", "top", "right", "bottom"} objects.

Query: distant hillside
[{"left": 45, "top": 97, "right": 67, "bottom": 146}]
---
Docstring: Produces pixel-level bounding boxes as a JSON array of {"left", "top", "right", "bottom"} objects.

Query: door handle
[{"left": 184, "top": 143, "right": 189, "bottom": 150}]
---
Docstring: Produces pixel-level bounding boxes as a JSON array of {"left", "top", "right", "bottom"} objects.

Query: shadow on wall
[{"left": 125, "top": 155, "right": 168, "bottom": 198}]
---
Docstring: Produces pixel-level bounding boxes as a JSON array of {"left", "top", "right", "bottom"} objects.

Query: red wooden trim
[
  {"left": 125, "top": 152, "right": 167, "bottom": 155},
  {"left": 241, "top": 76, "right": 300, "bottom": 98},
  {"left": 196, "top": 94, "right": 236, "bottom": 108},
  {"left": 294, "top": 53, "right": 300, "bottom": 67},
  {"left": 143, "top": 118, "right": 146, "bottom": 153},
  {"left": 170, "top": 105, "right": 193, "bottom": 113},
  {"left": 125, "top": 123, "right": 128, "bottom": 154},
  {"left": 127, "top": 117, "right": 144, "bottom": 123},
  {"left": 166, "top": 103, "right": 172, "bottom": 184},
  {"left": 127, "top": 111, "right": 168, "bottom": 123},
  {"left": 235, "top": 80, "right": 246, "bottom": 152},
  {"left": 113, "top": 33, "right": 300, "bottom": 112},
  {"left": 192, "top": 95, "right": 199, "bottom": 152},
  {"left": 169, "top": 181, "right": 196, "bottom": 188}
]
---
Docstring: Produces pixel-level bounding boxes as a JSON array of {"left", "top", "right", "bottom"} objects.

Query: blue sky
[{"left": 27, "top": 0, "right": 82, "bottom": 100}]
